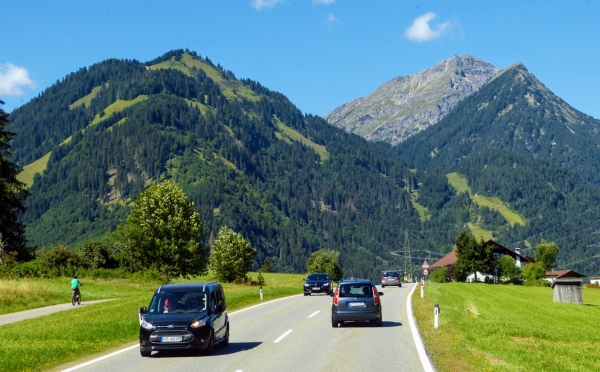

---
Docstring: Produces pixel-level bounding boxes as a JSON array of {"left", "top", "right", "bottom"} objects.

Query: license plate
[
  {"left": 348, "top": 302, "right": 365, "bottom": 307},
  {"left": 161, "top": 336, "right": 182, "bottom": 342},
  {"left": 313, "top": 287, "right": 320, "bottom": 290}
]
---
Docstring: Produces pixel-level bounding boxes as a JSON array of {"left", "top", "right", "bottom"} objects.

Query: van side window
[{"left": 210, "top": 292, "right": 217, "bottom": 313}]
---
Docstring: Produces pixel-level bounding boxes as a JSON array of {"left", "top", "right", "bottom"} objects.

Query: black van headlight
[
  {"left": 191, "top": 319, "right": 207, "bottom": 328},
  {"left": 141, "top": 321, "right": 154, "bottom": 330}
]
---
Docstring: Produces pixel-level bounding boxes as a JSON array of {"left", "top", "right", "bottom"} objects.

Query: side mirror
[
  {"left": 138, "top": 307, "right": 147, "bottom": 325},
  {"left": 378, "top": 292, "right": 384, "bottom": 296},
  {"left": 139, "top": 307, "right": 147, "bottom": 315},
  {"left": 215, "top": 304, "right": 224, "bottom": 314}
]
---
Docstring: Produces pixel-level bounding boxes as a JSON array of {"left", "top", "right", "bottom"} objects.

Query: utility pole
[{"left": 404, "top": 230, "right": 411, "bottom": 281}]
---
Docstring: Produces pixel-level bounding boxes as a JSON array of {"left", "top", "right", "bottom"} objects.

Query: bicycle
[{"left": 72, "top": 289, "right": 81, "bottom": 306}]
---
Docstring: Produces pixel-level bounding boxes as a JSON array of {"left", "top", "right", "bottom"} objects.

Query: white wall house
[
  {"left": 591, "top": 277, "right": 600, "bottom": 285},
  {"left": 465, "top": 271, "right": 493, "bottom": 283}
]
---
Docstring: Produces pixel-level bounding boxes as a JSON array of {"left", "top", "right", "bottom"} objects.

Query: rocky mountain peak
[{"left": 325, "top": 55, "right": 499, "bottom": 145}]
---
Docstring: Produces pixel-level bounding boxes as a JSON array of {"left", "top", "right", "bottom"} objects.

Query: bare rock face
[{"left": 325, "top": 55, "right": 499, "bottom": 145}]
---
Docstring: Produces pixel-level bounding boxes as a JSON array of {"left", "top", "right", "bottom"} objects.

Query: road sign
[
  {"left": 423, "top": 268, "right": 429, "bottom": 275},
  {"left": 422, "top": 260, "right": 429, "bottom": 269}
]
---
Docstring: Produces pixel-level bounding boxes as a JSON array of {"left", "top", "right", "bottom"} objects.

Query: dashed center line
[
  {"left": 308, "top": 310, "right": 320, "bottom": 318},
  {"left": 273, "top": 329, "right": 293, "bottom": 343}
]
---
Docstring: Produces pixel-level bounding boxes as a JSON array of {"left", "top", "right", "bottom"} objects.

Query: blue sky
[{"left": 2, "top": 0, "right": 599, "bottom": 119}]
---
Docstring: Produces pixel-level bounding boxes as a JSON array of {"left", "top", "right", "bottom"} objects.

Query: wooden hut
[{"left": 548, "top": 270, "right": 585, "bottom": 304}]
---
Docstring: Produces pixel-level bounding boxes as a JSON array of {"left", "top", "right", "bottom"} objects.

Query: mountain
[
  {"left": 325, "top": 55, "right": 498, "bottom": 145},
  {"left": 8, "top": 50, "right": 600, "bottom": 278},
  {"left": 7, "top": 50, "right": 431, "bottom": 279},
  {"left": 394, "top": 62, "right": 600, "bottom": 276},
  {"left": 396, "top": 62, "right": 600, "bottom": 186}
]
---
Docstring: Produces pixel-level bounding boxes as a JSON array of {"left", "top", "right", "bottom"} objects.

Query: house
[
  {"left": 465, "top": 271, "right": 493, "bottom": 283},
  {"left": 430, "top": 239, "right": 535, "bottom": 271},
  {"left": 590, "top": 276, "right": 600, "bottom": 285},
  {"left": 545, "top": 270, "right": 585, "bottom": 304}
]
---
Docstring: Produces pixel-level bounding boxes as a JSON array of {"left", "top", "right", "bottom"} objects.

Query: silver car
[
  {"left": 381, "top": 270, "right": 402, "bottom": 287},
  {"left": 331, "top": 279, "right": 383, "bottom": 327}
]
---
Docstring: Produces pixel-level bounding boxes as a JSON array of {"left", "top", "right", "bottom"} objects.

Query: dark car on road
[
  {"left": 330, "top": 279, "right": 383, "bottom": 327},
  {"left": 381, "top": 270, "right": 402, "bottom": 287},
  {"left": 304, "top": 273, "right": 333, "bottom": 295},
  {"left": 138, "top": 282, "right": 229, "bottom": 357}
]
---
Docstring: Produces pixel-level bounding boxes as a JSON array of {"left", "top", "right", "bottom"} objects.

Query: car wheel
[
  {"left": 140, "top": 348, "right": 151, "bottom": 357},
  {"left": 374, "top": 320, "right": 383, "bottom": 327},
  {"left": 307, "top": 292, "right": 311, "bottom": 296},
  {"left": 331, "top": 321, "right": 339, "bottom": 328},
  {"left": 205, "top": 331, "right": 215, "bottom": 355},
  {"left": 304, "top": 293, "right": 308, "bottom": 296},
  {"left": 382, "top": 284, "right": 385, "bottom": 288},
  {"left": 222, "top": 323, "right": 229, "bottom": 347}
]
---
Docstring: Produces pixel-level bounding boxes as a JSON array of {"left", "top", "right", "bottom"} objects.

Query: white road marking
[
  {"left": 61, "top": 345, "right": 139, "bottom": 372},
  {"left": 273, "top": 329, "right": 293, "bottom": 343},
  {"left": 308, "top": 310, "right": 320, "bottom": 318},
  {"left": 61, "top": 295, "right": 302, "bottom": 372},
  {"left": 407, "top": 284, "right": 435, "bottom": 372}
]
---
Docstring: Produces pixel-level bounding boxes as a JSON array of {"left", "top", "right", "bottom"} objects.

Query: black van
[{"left": 138, "top": 282, "right": 228, "bottom": 357}]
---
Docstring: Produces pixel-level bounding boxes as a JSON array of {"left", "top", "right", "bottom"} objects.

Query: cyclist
[{"left": 70, "top": 275, "right": 82, "bottom": 303}]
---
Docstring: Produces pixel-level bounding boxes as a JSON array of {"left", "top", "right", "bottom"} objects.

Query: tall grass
[
  {"left": 0, "top": 272, "right": 304, "bottom": 372},
  {"left": 413, "top": 282, "right": 600, "bottom": 371}
]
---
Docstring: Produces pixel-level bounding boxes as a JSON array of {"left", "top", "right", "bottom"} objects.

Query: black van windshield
[{"left": 148, "top": 291, "right": 207, "bottom": 314}]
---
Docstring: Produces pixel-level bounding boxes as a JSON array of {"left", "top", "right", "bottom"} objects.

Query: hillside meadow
[
  {"left": 0, "top": 272, "right": 304, "bottom": 372},
  {"left": 413, "top": 282, "right": 600, "bottom": 372}
]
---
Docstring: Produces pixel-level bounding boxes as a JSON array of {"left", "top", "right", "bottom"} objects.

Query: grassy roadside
[
  {"left": 412, "top": 282, "right": 600, "bottom": 371},
  {"left": 0, "top": 272, "right": 304, "bottom": 372}
]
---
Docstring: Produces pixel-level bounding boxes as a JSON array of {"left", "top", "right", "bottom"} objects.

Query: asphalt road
[
  {"left": 59, "top": 283, "right": 426, "bottom": 372},
  {"left": 0, "top": 300, "right": 113, "bottom": 327}
]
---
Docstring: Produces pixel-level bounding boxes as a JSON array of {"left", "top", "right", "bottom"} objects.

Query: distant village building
[
  {"left": 546, "top": 270, "right": 585, "bottom": 304},
  {"left": 430, "top": 239, "right": 535, "bottom": 281},
  {"left": 590, "top": 276, "right": 600, "bottom": 285}
]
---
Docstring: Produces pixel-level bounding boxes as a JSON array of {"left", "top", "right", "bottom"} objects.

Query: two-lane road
[{"left": 62, "top": 283, "right": 426, "bottom": 372}]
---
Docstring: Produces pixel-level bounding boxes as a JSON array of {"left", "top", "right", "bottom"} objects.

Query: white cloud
[
  {"left": 0, "top": 63, "right": 35, "bottom": 96},
  {"left": 251, "top": 0, "right": 284, "bottom": 10},
  {"left": 314, "top": 0, "right": 336, "bottom": 5},
  {"left": 327, "top": 13, "right": 340, "bottom": 23},
  {"left": 405, "top": 12, "right": 451, "bottom": 42}
]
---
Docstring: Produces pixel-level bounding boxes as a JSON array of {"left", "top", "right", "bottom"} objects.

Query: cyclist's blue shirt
[{"left": 71, "top": 278, "right": 80, "bottom": 289}]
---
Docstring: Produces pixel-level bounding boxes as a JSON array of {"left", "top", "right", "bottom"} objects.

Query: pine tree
[{"left": 0, "top": 100, "right": 31, "bottom": 261}]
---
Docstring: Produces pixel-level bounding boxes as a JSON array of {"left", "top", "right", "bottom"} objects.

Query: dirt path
[{"left": 0, "top": 300, "right": 115, "bottom": 327}]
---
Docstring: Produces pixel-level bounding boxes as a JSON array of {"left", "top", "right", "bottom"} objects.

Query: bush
[
  {"left": 524, "top": 279, "right": 551, "bottom": 287},
  {"left": 429, "top": 268, "right": 447, "bottom": 283}
]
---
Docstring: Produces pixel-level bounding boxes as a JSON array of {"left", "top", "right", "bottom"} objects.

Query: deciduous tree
[
  {"left": 210, "top": 226, "right": 257, "bottom": 283},
  {"left": 111, "top": 180, "right": 208, "bottom": 280},
  {"left": 306, "top": 249, "right": 343, "bottom": 282}
]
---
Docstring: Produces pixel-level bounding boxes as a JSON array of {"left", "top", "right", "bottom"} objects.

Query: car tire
[
  {"left": 375, "top": 320, "right": 383, "bottom": 327},
  {"left": 331, "top": 321, "right": 339, "bottom": 328},
  {"left": 304, "top": 293, "right": 308, "bottom": 296},
  {"left": 140, "top": 348, "right": 151, "bottom": 357},
  {"left": 307, "top": 292, "right": 311, "bottom": 296},
  {"left": 382, "top": 285, "right": 385, "bottom": 288},
  {"left": 222, "top": 323, "right": 229, "bottom": 347},
  {"left": 204, "top": 331, "right": 215, "bottom": 355}
]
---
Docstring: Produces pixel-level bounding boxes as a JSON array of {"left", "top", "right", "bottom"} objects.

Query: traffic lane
[
  {"left": 236, "top": 283, "right": 424, "bottom": 372},
  {"left": 66, "top": 293, "right": 333, "bottom": 372}
]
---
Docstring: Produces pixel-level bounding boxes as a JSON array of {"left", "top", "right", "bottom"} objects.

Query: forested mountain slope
[
  {"left": 8, "top": 50, "right": 431, "bottom": 278},
  {"left": 397, "top": 63, "right": 600, "bottom": 185},
  {"left": 395, "top": 62, "right": 600, "bottom": 276}
]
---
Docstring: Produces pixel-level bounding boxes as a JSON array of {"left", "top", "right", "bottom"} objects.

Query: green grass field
[
  {"left": 0, "top": 273, "right": 304, "bottom": 372},
  {"left": 413, "top": 282, "right": 600, "bottom": 371},
  {"left": 274, "top": 117, "right": 329, "bottom": 161}
]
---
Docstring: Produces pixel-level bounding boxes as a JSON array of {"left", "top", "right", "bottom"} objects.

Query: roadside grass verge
[
  {"left": 413, "top": 282, "right": 600, "bottom": 371},
  {"left": 0, "top": 272, "right": 304, "bottom": 372}
]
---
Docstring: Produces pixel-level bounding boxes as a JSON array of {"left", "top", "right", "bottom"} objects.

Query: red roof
[
  {"left": 430, "top": 250, "right": 457, "bottom": 268},
  {"left": 545, "top": 270, "right": 585, "bottom": 279}
]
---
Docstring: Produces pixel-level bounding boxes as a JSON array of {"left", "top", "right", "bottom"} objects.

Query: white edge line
[
  {"left": 407, "top": 283, "right": 435, "bottom": 372},
  {"left": 273, "top": 329, "right": 293, "bottom": 343},
  {"left": 308, "top": 310, "right": 320, "bottom": 318},
  {"left": 61, "top": 345, "right": 139, "bottom": 372},
  {"left": 61, "top": 294, "right": 303, "bottom": 371}
]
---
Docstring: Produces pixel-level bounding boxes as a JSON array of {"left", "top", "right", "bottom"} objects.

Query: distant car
[
  {"left": 304, "top": 273, "right": 333, "bottom": 295},
  {"left": 138, "top": 282, "right": 229, "bottom": 357},
  {"left": 331, "top": 279, "right": 383, "bottom": 327},
  {"left": 381, "top": 270, "right": 402, "bottom": 287}
]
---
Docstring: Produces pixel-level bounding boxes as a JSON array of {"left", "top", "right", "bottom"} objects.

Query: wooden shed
[{"left": 549, "top": 270, "right": 585, "bottom": 304}]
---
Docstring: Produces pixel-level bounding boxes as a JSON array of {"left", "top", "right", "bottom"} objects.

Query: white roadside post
[
  {"left": 260, "top": 286, "right": 263, "bottom": 301},
  {"left": 420, "top": 282, "right": 424, "bottom": 298},
  {"left": 434, "top": 304, "right": 440, "bottom": 329},
  {"left": 421, "top": 260, "right": 429, "bottom": 298}
]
